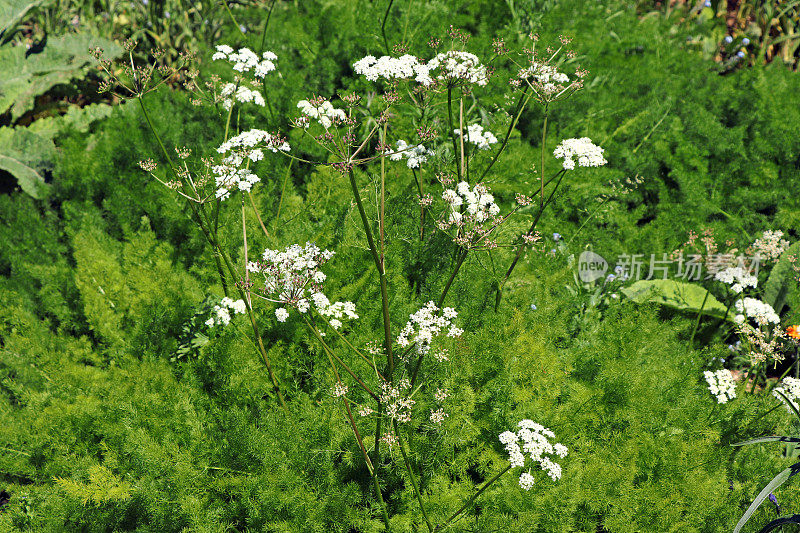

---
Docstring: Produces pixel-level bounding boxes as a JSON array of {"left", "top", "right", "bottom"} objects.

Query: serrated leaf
[
  {"left": 0, "top": 0, "right": 50, "bottom": 40},
  {"left": 27, "top": 103, "right": 115, "bottom": 140},
  {"left": 0, "top": 33, "right": 121, "bottom": 120},
  {"left": 763, "top": 241, "right": 800, "bottom": 314},
  {"left": 620, "top": 279, "right": 731, "bottom": 320},
  {"left": 734, "top": 463, "right": 800, "bottom": 533}
]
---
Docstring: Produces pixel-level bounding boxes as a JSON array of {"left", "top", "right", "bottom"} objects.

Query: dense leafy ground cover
[{"left": 1, "top": 1, "right": 800, "bottom": 531}]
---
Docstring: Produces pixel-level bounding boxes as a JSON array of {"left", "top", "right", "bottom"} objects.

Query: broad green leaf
[
  {"left": 0, "top": 33, "right": 121, "bottom": 120},
  {"left": 620, "top": 279, "right": 731, "bottom": 320},
  {"left": 0, "top": 153, "right": 44, "bottom": 197},
  {"left": 734, "top": 463, "right": 800, "bottom": 533},
  {"left": 0, "top": 0, "right": 50, "bottom": 39},
  {"left": 27, "top": 102, "right": 115, "bottom": 140},
  {"left": 0, "top": 126, "right": 55, "bottom": 198}
]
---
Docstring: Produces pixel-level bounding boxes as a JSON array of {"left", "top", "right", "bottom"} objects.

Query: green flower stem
[
  {"left": 539, "top": 103, "right": 549, "bottom": 209},
  {"left": 137, "top": 96, "right": 229, "bottom": 296},
  {"left": 447, "top": 87, "right": 460, "bottom": 179},
  {"left": 409, "top": 248, "right": 468, "bottom": 389},
  {"left": 479, "top": 85, "right": 531, "bottom": 181},
  {"left": 138, "top": 96, "right": 286, "bottom": 410},
  {"left": 690, "top": 288, "right": 711, "bottom": 345},
  {"left": 394, "top": 420, "right": 434, "bottom": 533},
  {"left": 305, "top": 317, "right": 391, "bottom": 531},
  {"left": 381, "top": 0, "right": 395, "bottom": 54},
  {"left": 496, "top": 168, "right": 567, "bottom": 310},
  {"left": 314, "top": 310, "right": 384, "bottom": 380},
  {"left": 435, "top": 464, "right": 512, "bottom": 531},
  {"left": 347, "top": 168, "right": 395, "bottom": 381}
]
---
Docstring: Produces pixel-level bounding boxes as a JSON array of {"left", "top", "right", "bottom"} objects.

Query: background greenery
[{"left": 1, "top": 0, "right": 799, "bottom": 531}]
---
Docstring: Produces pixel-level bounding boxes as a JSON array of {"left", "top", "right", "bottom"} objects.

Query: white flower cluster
[
  {"left": 248, "top": 243, "right": 357, "bottom": 328},
  {"left": 714, "top": 266, "right": 758, "bottom": 294},
  {"left": 212, "top": 46, "right": 278, "bottom": 110},
  {"left": 219, "top": 83, "right": 264, "bottom": 110},
  {"left": 212, "top": 129, "right": 290, "bottom": 200},
  {"left": 381, "top": 378, "right": 415, "bottom": 423},
  {"left": 518, "top": 62, "right": 570, "bottom": 96},
  {"left": 212, "top": 45, "right": 278, "bottom": 78},
  {"left": 353, "top": 54, "right": 433, "bottom": 85},
  {"left": 387, "top": 140, "right": 434, "bottom": 168},
  {"left": 553, "top": 138, "right": 607, "bottom": 170},
  {"left": 499, "top": 420, "right": 568, "bottom": 490},
  {"left": 703, "top": 369, "right": 736, "bottom": 404},
  {"left": 206, "top": 297, "right": 247, "bottom": 327},
  {"left": 297, "top": 98, "right": 346, "bottom": 128},
  {"left": 396, "top": 301, "right": 462, "bottom": 361},
  {"left": 453, "top": 124, "right": 498, "bottom": 151},
  {"left": 442, "top": 181, "right": 500, "bottom": 224},
  {"left": 427, "top": 51, "right": 488, "bottom": 86},
  {"left": 752, "top": 230, "right": 790, "bottom": 262},
  {"left": 734, "top": 297, "right": 780, "bottom": 326},
  {"left": 772, "top": 377, "right": 800, "bottom": 414}
]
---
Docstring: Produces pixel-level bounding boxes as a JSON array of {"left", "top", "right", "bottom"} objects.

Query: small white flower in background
[
  {"left": 773, "top": 377, "right": 800, "bottom": 414},
  {"left": 381, "top": 378, "right": 415, "bottom": 423},
  {"left": 427, "top": 50, "right": 488, "bottom": 86},
  {"left": 434, "top": 388, "right": 449, "bottom": 403},
  {"left": 553, "top": 138, "right": 607, "bottom": 170},
  {"left": 358, "top": 405, "right": 374, "bottom": 417},
  {"left": 703, "top": 369, "right": 736, "bottom": 404},
  {"left": 353, "top": 54, "right": 433, "bottom": 85},
  {"left": 212, "top": 45, "right": 278, "bottom": 79},
  {"left": 734, "top": 297, "right": 780, "bottom": 325},
  {"left": 453, "top": 124, "right": 498, "bottom": 150},
  {"left": 332, "top": 382, "right": 349, "bottom": 398},
  {"left": 518, "top": 472, "right": 535, "bottom": 490},
  {"left": 499, "top": 420, "right": 567, "bottom": 489},
  {"left": 751, "top": 230, "right": 790, "bottom": 262},
  {"left": 430, "top": 408, "right": 448, "bottom": 425},
  {"left": 297, "top": 98, "right": 346, "bottom": 128},
  {"left": 206, "top": 297, "right": 247, "bottom": 327},
  {"left": 275, "top": 308, "right": 289, "bottom": 322},
  {"left": 248, "top": 243, "right": 357, "bottom": 327},
  {"left": 396, "top": 301, "right": 462, "bottom": 362},
  {"left": 387, "top": 140, "right": 434, "bottom": 168},
  {"left": 714, "top": 266, "right": 757, "bottom": 294}
]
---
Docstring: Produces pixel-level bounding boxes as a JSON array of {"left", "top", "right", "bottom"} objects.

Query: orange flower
[{"left": 788, "top": 325, "right": 800, "bottom": 340}]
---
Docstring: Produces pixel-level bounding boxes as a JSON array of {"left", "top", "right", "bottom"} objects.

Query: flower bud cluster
[
  {"left": 750, "top": 230, "right": 790, "bottom": 262},
  {"left": 499, "top": 420, "right": 568, "bottom": 490},
  {"left": 553, "top": 138, "right": 607, "bottom": 170},
  {"left": 703, "top": 369, "right": 736, "bottom": 404},
  {"left": 205, "top": 297, "right": 247, "bottom": 327},
  {"left": 396, "top": 301, "right": 462, "bottom": 361},
  {"left": 248, "top": 243, "right": 357, "bottom": 328}
]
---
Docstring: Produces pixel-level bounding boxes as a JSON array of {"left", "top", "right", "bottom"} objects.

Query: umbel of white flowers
[
  {"left": 499, "top": 420, "right": 568, "bottom": 490},
  {"left": 703, "top": 369, "right": 737, "bottom": 404},
  {"left": 247, "top": 243, "right": 357, "bottom": 329}
]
